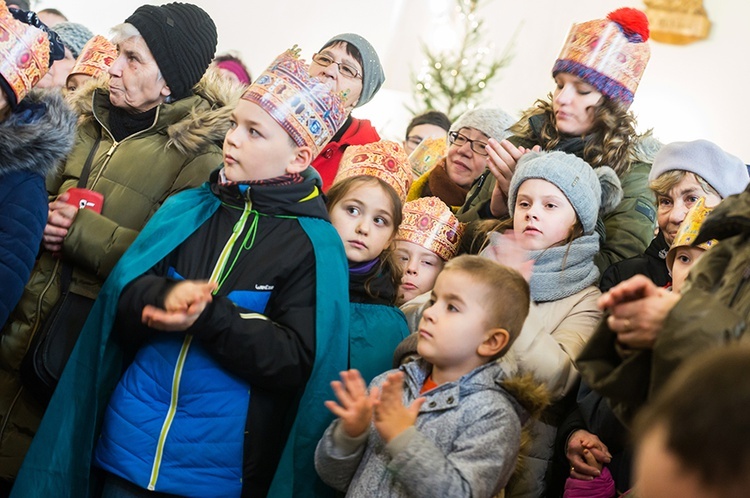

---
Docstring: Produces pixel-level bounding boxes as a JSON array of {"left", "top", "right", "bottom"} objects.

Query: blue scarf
[{"left": 528, "top": 233, "right": 600, "bottom": 302}]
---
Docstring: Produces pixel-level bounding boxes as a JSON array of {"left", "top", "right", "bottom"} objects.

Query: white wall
[{"left": 38, "top": 0, "right": 750, "bottom": 161}]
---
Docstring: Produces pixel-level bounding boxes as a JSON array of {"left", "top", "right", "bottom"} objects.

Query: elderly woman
[
  {"left": 458, "top": 8, "right": 658, "bottom": 274},
  {"left": 308, "top": 33, "right": 385, "bottom": 190}
]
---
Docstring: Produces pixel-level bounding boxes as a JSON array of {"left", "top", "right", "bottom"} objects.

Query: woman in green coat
[{"left": 458, "top": 8, "right": 659, "bottom": 273}]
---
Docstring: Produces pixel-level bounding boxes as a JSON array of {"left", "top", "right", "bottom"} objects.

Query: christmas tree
[{"left": 410, "top": 0, "right": 515, "bottom": 121}]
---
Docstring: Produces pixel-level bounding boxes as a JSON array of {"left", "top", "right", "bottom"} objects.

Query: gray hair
[{"left": 108, "top": 23, "right": 164, "bottom": 82}]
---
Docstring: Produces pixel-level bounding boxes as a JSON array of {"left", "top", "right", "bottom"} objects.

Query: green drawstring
[{"left": 214, "top": 210, "right": 261, "bottom": 293}]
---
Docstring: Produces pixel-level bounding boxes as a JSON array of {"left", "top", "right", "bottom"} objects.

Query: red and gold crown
[
  {"left": 334, "top": 140, "right": 413, "bottom": 203},
  {"left": 396, "top": 196, "right": 464, "bottom": 261},
  {"left": 666, "top": 197, "right": 717, "bottom": 270},
  {"left": 69, "top": 35, "right": 116, "bottom": 80},
  {"left": 553, "top": 8, "right": 650, "bottom": 108},
  {"left": 0, "top": 1, "right": 49, "bottom": 105},
  {"left": 242, "top": 47, "right": 347, "bottom": 156}
]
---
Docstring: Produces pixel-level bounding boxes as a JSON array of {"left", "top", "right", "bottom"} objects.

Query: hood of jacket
[
  {"left": 0, "top": 90, "right": 76, "bottom": 178},
  {"left": 630, "top": 130, "right": 663, "bottom": 164},
  {"left": 67, "top": 69, "right": 243, "bottom": 157}
]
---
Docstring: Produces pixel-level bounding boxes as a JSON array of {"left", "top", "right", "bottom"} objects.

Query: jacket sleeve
[
  {"left": 511, "top": 288, "right": 602, "bottom": 401},
  {"left": 594, "top": 162, "right": 656, "bottom": 273},
  {"left": 186, "top": 250, "right": 318, "bottom": 390},
  {"left": 385, "top": 397, "right": 521, "bottom": 498},
  {"left": 314, "top": 420, "right": 370, "bottom": 492},
  {"left": 456, "top": 172, "right": 495, "bottom": 223}
]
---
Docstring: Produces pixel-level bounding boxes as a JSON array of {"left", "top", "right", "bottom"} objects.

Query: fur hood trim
[
  {"left": 631, "top": 129, "right": 663, "bottom": 164},
  {"left": 68, "top": 68, "right": 244, "bottom": 156},
  {"left": 0, "top": 91, "right": 76, "bottom": 177}
]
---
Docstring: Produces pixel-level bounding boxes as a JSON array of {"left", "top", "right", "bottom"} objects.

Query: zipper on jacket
[
  {"left": 147, "top": 335, "right": 193, "bottom": 490},
  {"left": 147, "top": 199, "right": 253, "bottom": 488}
]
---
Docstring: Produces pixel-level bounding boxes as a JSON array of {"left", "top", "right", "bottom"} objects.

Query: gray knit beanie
[
  {"left": 449, "top": 107, "right": 516, "bottom": 142},
  {"left": 648, "top": 139, "right": 749, "bottom": 198},
  {"left": 321, "top": 33, "right": 384, "bottom": 108},
  {"left": 53, "top": 22, "right": 94, "bottom": 59},
  {"left": 508, "top": 151, "right": 623, "bottom": 235}
]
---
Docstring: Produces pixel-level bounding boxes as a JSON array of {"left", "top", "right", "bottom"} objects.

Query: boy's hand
[
  {"left": 324, "top": 369, "right": 378, "bottom": 438},
  {"left": 141, "top": 280, "right": 216, "bottom": 332},
  {"left": 373, "top": 371, "right": 425, "bottom": 443}
]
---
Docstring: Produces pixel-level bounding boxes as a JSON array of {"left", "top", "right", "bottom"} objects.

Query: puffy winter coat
[{"left": 0, "top": 74, "right": 240, "bottom": 480}]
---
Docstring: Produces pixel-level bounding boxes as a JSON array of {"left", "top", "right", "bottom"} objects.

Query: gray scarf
[{"left": 528, "top": 233, "right": 600, "bottom": 302}]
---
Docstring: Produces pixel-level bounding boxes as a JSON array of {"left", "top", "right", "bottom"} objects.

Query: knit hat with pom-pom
[
  {"left": 553, "top": 7, "right": 651, "bottom": 108},
  {"left": 508, "top": 150, "right": 623, "bottom": 235}
]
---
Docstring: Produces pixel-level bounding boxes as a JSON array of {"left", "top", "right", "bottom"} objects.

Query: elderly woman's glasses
[
  {"left": 448, "top": 131, "right": 489, "bottom": 156},
  {"left": 312, "top": 52, "right": 362, "bottom": 80}
]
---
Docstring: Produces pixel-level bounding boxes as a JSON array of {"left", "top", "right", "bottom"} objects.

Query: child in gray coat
[{"left": 316, "top": 255, "right": 532, "bottom": 497}]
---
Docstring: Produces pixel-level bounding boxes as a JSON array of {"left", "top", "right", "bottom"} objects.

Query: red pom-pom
[{"left": 607, "top": 7, "right": 649, "bottom": 41}]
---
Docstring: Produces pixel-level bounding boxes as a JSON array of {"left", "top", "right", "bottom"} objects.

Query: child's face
[
  {"left": 552, "top": 72, "right": 603, "bottom": 136},
  {"left": 222, "top": 100, "right": 304, "bottom": 182},
  {"left": 394, "top": 240, "right": 445, "bottom": 305},
  {"left": 656, "top": 174, "right": 721, "bottom": 245},
  {"left": 670, "top": 246, "right": 706, "bottom": 293},
  {"left": 66, "top": 73, "right": 93, "bottom": 94},
  {"left": 513, "top": 179, "right": 578, "bottom": 251},
  {"left": 417, "top": 270, "right": 491, "bottom": 374},
  {"left": 445, "top": 127, "right": 490, "bottom": 189},
  {"left": 329, "top": 182, "right": 396, "bottom": 262}
]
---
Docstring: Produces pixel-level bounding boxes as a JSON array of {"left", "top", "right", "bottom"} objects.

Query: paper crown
[
  {"left": 666, "top": 197, "right": 717, "bottom": 269},
  {"left": 553, "top": 8, "right": 650, "bottom": 108},
  {"left": 0, "top": 1, "right": 49, "bottom": 104},
  {"left": 242, "top": 47, "right": 347, "bottom": 156},
  {"left": 396, "top": 196, "right": 464, "bottom": 261},
  {"left": 334, "top": 140, "right": 413, "bottom": 203},
  {"left": 408, "top": 137, "right": 447, "bottom": 178},
  {"left": 68, "top": 35, "right": 116, "bottom": 81}
]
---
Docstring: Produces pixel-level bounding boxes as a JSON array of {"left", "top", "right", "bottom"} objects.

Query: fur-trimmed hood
[
  {"left": 631, "top": 129, "right": 663, "bottom": 164},
  {"left": 0, "top": 91, "right": 76, "bottom": 178},
  {"left": 67, "top": 69, "right": 244, "bottom": 156}
]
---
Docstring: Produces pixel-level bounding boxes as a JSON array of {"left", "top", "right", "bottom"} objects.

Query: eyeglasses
[
  {"left": 312, "top": 52, "right": 362, "bottom": 80},
  {"left": 448, "top": 131, "right": 489, "bottom": 156}
]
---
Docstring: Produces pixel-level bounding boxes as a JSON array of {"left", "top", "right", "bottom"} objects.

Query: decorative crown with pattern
[
  {"left": 0, "top": 0, "right": 49, "bottom": 104},
  {"left": 334, "top": 140, "right": 413, "bottom": 203},
  {"left": 242, "top": 47, "right": 347, "bottom": 156},
  {"left": 553, "top": 7, "right": 651, "bottom": 108},
  {"left": 666, "top": 197, "right": 717, "bottom": 269},
  {"left": 408, "top": 137, "right": 447, "bottom": 178},
  {"left": 396, "top": 197, "right": 463, "bottom": 261},
  {"left": 69, "top": 35, "right": 116, "bottom": 80}
]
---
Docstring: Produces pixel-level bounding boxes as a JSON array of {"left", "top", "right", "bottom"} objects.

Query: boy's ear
[
  {"left": 286, "top": 145, "right": 314, "bottom": 174},
  {"left": 477, "top": 328, "right": 510, "bottom": 359}
]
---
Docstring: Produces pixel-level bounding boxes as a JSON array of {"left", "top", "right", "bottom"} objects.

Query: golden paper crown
[
  {"left": 334, "top": 140, "right": 413, "bottom": 203},
  {"left": 553, "top": 8, "right": 651, "bottom": 107},
  {"left": 69, "top": 35, "right": 116, "bottom": 80},
  {"left": 241, "top": 47, "right": 347, "bottom": 156},
  {"left": 0, "top": 1, "right": 49, "bottom": 105},
  {"left": 666, "top": 197, "right": 717, "bottom": 269},
  {"left": 408, "top": 137, "right": 447, "bottom": 178},
  {"left": 396, "top": 196, "right": 464, "bottom": 261}
]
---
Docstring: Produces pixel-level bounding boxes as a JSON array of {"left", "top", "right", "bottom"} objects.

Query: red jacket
[{"left": 311, "top": 117, "right": 380, "bottom": 191}]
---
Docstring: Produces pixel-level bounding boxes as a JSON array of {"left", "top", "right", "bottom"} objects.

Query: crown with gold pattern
[
  {"left": 68, "top": 35, "right": 116, "bottom": 81},
  {"left": 334, "top": 140, "right": 413, "bottom": 203},
  {"left": 553, "top": 8, "right": 650, "bottom": 108},
  {"left": 242, "top": 47, "right": 347, "bottom": 156},
  {"left": 0, "top": 0, "right": 49, "bottom": 105},
  {"left": 666, "top": 197, "right": 717, "bottom": 270},
  {"left": 396, "top": 196, "right": 464, "bottom": 261}
]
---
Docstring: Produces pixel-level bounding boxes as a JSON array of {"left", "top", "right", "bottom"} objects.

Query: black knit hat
[{"left": 126, "top": 2, "right": 217, "bottom": 100}]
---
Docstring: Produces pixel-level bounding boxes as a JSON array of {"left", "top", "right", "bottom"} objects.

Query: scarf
[
  {"left": 528, "top": 114, "right": 595, "bottom": 159},
  {"left": 425, "top": 159, "right": 470, "bottom": 208},
  {"left": 528, "top": 233, "right": 600, "bottom": 302}
]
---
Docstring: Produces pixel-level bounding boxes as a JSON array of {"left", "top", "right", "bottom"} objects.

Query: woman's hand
[
  {"left": 566, "top": 429, "right": 612, "bottom": 480},
  {"left": 486, "top": 140, "right": 540, "bottom": 218}
]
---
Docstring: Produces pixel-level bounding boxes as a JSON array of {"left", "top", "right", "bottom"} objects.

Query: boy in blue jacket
[{"left": 12, "top": 48, "right": 351, "bottom": 498}]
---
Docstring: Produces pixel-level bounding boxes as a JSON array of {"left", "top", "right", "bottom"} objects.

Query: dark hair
[
  {"left": 443, "top": 255, "right": 530, "bottom": 358},
  {"left": 634, "top": 346, "right": 750, "bottom": 497},
  {"left": 320, "top": 40, "right": 363, "bottom": 78},
  {"left": 405, "top": 110, "right": 452, "bottom": 139},
  {"left": 326, "top": 175, "right": 404, "bottom": 303},
  {"left": 214, "top": 52, "right": 252, "bottom": 84},
  {"left": 510, "top": 94, "right": 637, "bottom": 177}
]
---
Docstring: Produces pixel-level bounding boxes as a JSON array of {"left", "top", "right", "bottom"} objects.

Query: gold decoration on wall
[{"left": 644, "top": 0, "right": 711, "bottom": 44}]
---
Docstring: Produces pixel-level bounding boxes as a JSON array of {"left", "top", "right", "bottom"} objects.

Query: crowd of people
[{"left": 0, "top": 1, "right": 748, "bottom": 497}]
